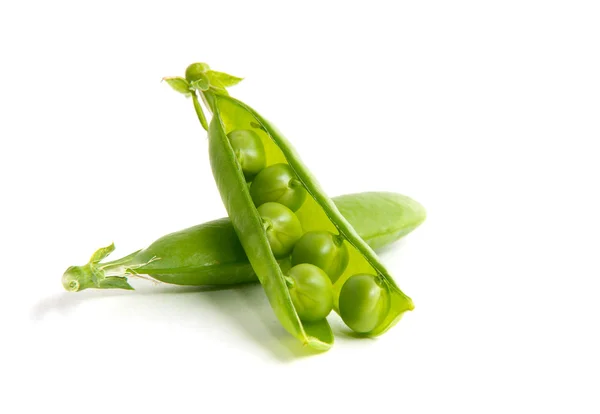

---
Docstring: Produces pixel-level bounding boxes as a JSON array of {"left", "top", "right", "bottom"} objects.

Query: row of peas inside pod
[{"left": 228, "top": 128, "right": 393, "bottom": 333}]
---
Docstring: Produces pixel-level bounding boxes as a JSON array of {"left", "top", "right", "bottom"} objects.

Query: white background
[{"left": 1, "top": 1, "right": 599, "bottom": 412}]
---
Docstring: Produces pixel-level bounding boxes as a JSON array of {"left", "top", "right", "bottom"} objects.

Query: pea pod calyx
[
  {"left": 163, "top": 63, "right": 243, "bottom": 131},
  {"left": 62, "top": 244, "right": 159, "bottom": 292}
]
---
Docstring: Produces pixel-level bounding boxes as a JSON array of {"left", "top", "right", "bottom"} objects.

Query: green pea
[
  {"left": 227, "top": 129, "right": 266, "bottom": 180},
  {"left": 291, "top": 231, "right": 349, "bottom": 283},
  {"left": 339, "top": 274, "right": 391, "bottom": 334},
  {"left": 257, "top": 202, "right": 303, "bottom": 258},
  {"left": 250, "top": 163, "right": 307, "bottom": 211},
  {"left": 286, "top": 264, "right": 333, "bottom": 322}
]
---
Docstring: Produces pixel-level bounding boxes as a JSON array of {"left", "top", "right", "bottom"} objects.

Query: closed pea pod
[
  {"left": 166, "top": 63, "right": 415, "bottom": 349},
  {"left": 62, "top": 191, "right": 426, "bottom": 292}
]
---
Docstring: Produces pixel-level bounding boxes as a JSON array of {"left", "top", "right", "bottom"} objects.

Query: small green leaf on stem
[
  {"left": 89, "top": 243, "right": 115, "bottom": 264},
  {"left": 97, "top": 276, "right": 134, "bottom": 290},
  {"left": 163, "top": 76, "right": 191, "bottom": 95},
  {"left": 206, "top": 70, "right": 243, "bottom": 87},
  {"left": 209, "top": 85, "right": 229, "bottom": 96},
  {"left": 192, "top": 92, "right": 209, "bottom": 131}
]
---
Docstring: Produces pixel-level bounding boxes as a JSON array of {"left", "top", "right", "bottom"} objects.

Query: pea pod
[
  {"left": 62, "top": 191, "right": 426, "bottom": 292},
  {"left": 205, "top": 96, "right": 334, "bottom": 350},
  {"left": 168, "top": 63, "right": 416, "bottom": 349}
]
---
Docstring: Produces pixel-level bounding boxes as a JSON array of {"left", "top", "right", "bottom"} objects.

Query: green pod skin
[
  {"left": 291, "top": 231, "right": 349, "bottom": 283},
  {"left": 286, "top": 264, "right": 334, "bottom": 322},
  {"left": 338, "top": 274, "right": 391, "bottom": 334},
  {"left": 61, "top": 191, "right": 425, "bottom": 292},
  {"left": 333, "top": 191, "right": 426, "bottom": 251},
  {"left": 257, "top": 202, "right": 303, "bottom": 258},
  {"left": 249, "top": 163, "right": 307, "bottom": 211},
  {"left": 228, "top": 129, "right": 266, "bottom": 180}
]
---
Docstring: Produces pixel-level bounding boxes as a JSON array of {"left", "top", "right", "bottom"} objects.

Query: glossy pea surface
[
  {"left": 257, "top": 202, "right": 303, "bottom": 258},
  {"left": 227, "top": 129, "right": 266, "bottom": 180},
  {"left": 339, "top": 274, "right": 390, "bottom": 334},
  {"left": 291, "top": 231, "right": 349, "bottom": 283},
  {"left": 250, "top": 163, "right": 307, "bottom": 211},
  {"left": 287, "top": 264, "right": 333, "bottom": 322}
]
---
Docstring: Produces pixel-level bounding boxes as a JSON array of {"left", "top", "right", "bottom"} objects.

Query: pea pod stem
[
  {"left": 191, "top": 92, "right": 208, "bottom": 131},
  {"left": 201, "top": 90, "right": 217, "bottom": 114},
  {"left": 283, "top": 276, "right": 295, "bottom": 288}
]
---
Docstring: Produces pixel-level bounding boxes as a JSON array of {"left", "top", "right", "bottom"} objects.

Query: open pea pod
[
  {"left": 206, "top": 98, "right": 333, "bottom": 350},
  {"left": 166, "top": 63, "right": 414, "bottom": 349}
]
